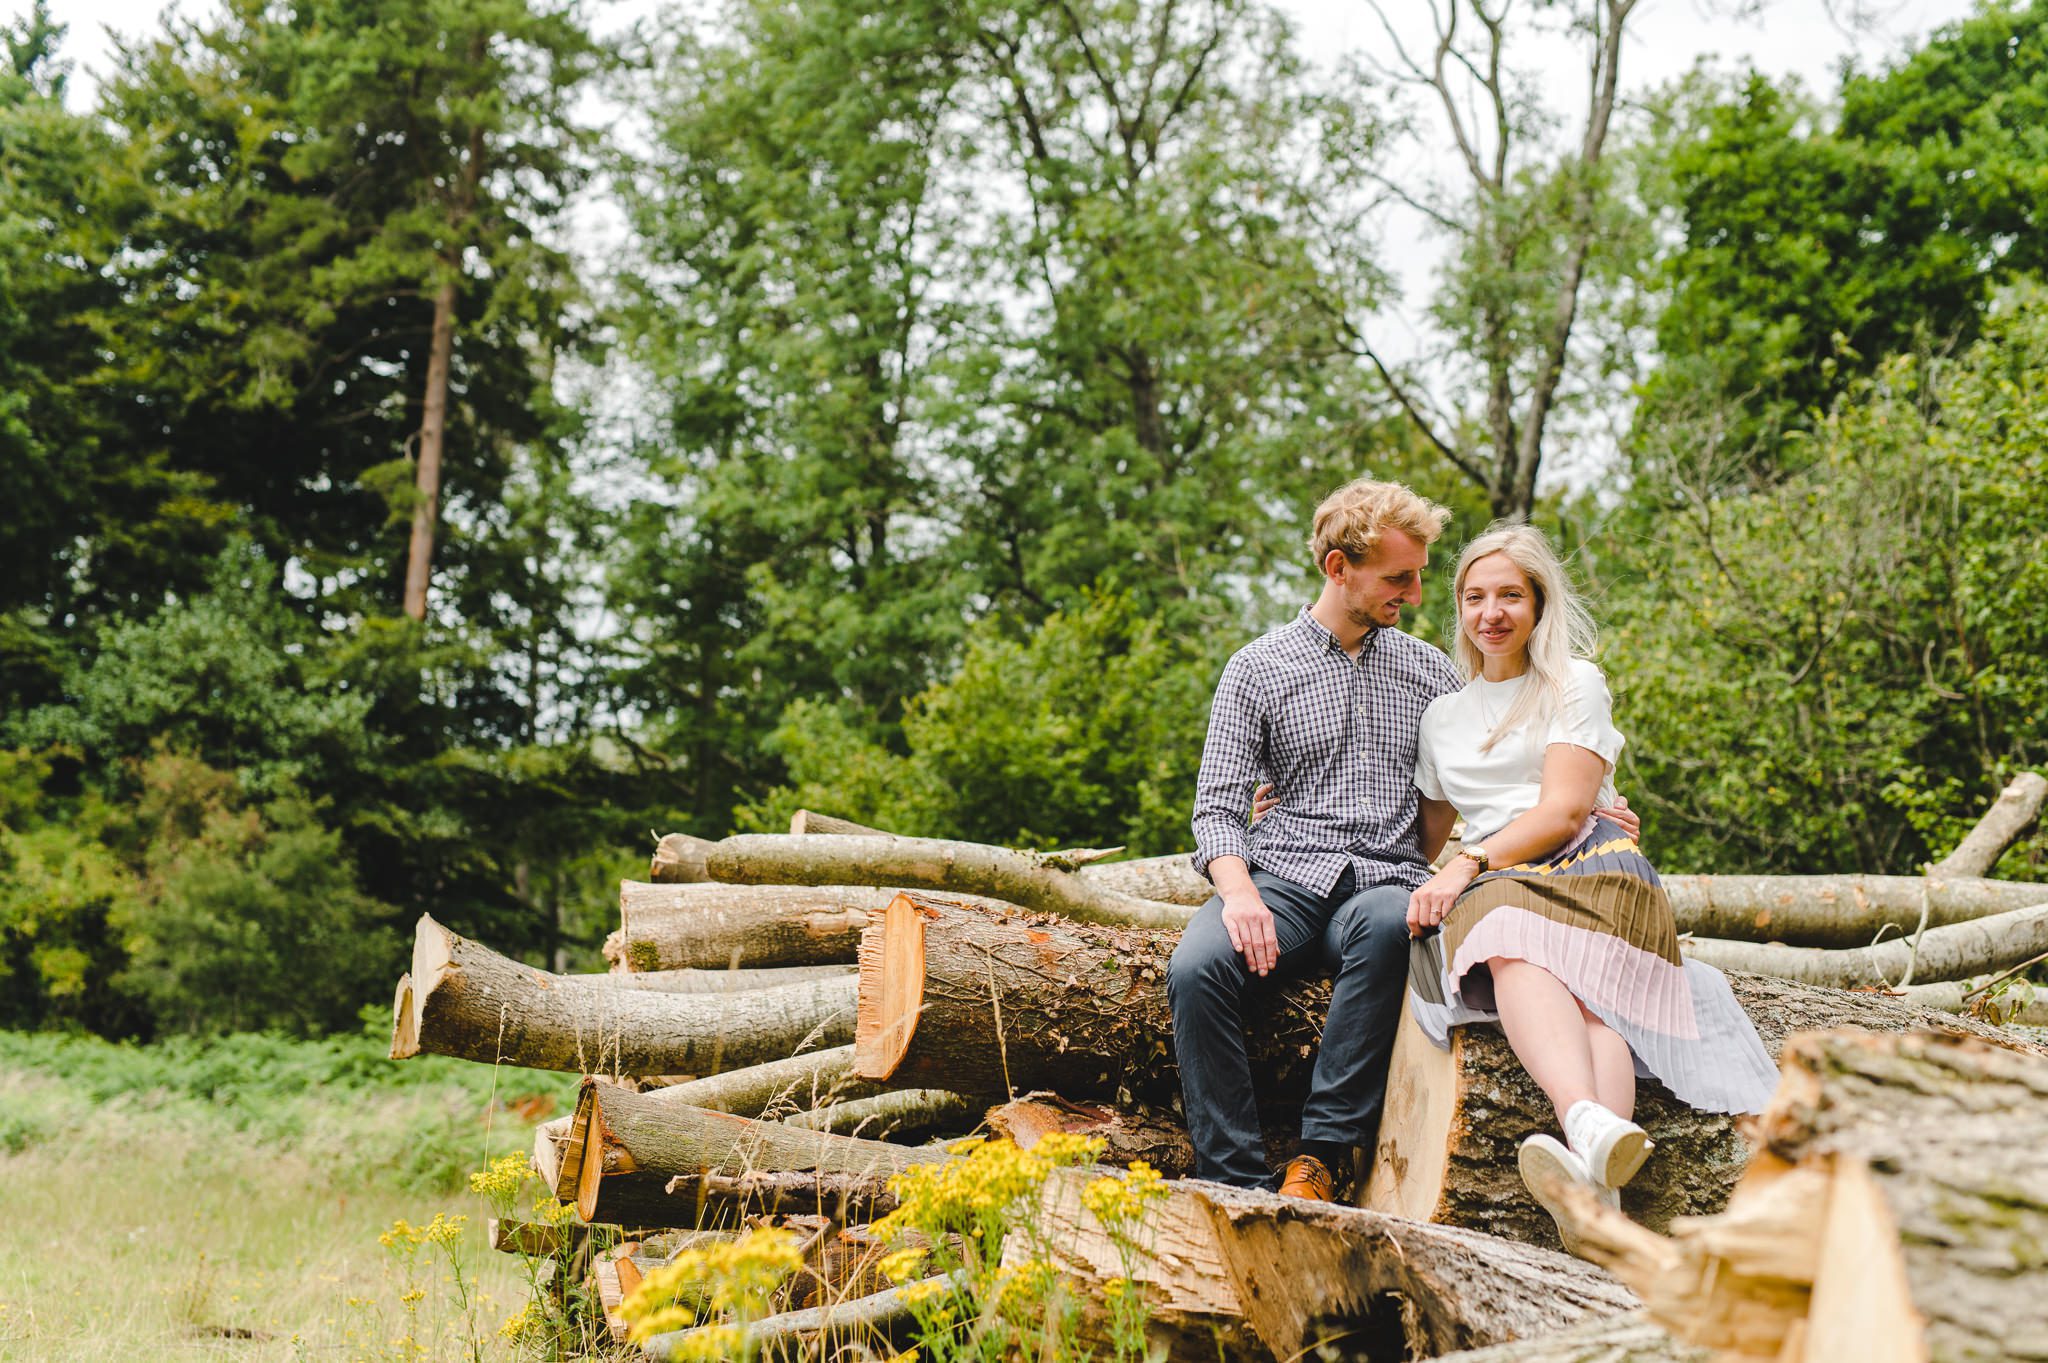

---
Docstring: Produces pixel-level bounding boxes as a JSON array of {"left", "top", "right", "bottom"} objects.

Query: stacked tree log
[{"left": 388, "top": 781, "right": 2048, "bottom": 1359}]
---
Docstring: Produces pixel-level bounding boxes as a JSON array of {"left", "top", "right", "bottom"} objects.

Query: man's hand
[
  {"left": 1407, "top": 857, "right": 1479, "bottom": 937},
  {"left": 1596, "top": 794, "right": 1642, "bottom": 843},
  {"left": 1222, "top": 888, "right": 1280, "bottom": 976}
]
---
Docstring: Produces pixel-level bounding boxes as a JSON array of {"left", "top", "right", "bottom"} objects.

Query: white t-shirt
[{"left": 1414, "top": 657, "right": 1624, "bottom": 843}]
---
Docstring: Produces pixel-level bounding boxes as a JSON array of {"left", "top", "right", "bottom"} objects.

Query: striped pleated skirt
[{"left": 1409, "top": 815, "right": 1780, "bottom": 1115}]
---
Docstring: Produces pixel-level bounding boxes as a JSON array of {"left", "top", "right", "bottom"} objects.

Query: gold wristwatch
[{"left": 1460, "top": 843, "right": 1490, "bottom": 873}]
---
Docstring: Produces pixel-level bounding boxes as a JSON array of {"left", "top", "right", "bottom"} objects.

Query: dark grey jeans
[{"left": 1166, "top": 867, "right": 1413, "bottom": 1188}]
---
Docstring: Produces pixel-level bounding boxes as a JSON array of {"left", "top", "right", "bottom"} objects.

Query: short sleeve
[
  {"left": 1414, "top": 708, "right": 1447, "bottom": 801},
  {"left": 1546, "top": 661, "right": 1624, "bottom": 768}
]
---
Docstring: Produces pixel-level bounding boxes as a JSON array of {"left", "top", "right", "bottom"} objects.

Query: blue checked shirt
[{"left": 1191, "top": 608, "right": 1464, "bottom": 896}]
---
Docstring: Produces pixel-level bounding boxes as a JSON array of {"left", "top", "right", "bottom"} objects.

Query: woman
[{"left": 1406, "top": 523, "right": 1778, "bottom": 1247}]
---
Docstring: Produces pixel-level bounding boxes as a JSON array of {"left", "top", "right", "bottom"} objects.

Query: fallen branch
[
  {"left": 639, "top": 1274, "right": 934, "bottom": 1362},
  {"left": 1679, "top": 902, "right": 2048, "bottom": 989},
  {"left": 1662, "top": 873, "right": 2044, "bottom": 948},
  {"left": 1931, "top": 771, "right": 2047, "bottom": 878},
  {"left": 390, "top": 915, "right": 854, "bottom": 1075},
  {"left": 781, "top": 1088, "right": 972, "bottom": 1137}
]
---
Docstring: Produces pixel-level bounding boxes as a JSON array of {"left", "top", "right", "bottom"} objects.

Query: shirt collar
[{"left": 1294, "top": 606, "right": 1381, "bottom": 657}]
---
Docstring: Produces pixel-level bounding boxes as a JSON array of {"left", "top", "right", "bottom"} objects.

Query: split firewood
[
  {"left": 1020, "top": 1169, "right": 1638, "bottom": 1363},
  {"left": 781, "top": 1088, "right": 972, "bottom": 1137},
  {"left": 606, "top": 880, "right": 1025, "bottom": 973},
  {"left": 561, "top": 1078, "right": 950, "bottom": 1228},
  {"left": 703, "top": 832, "right": 1195, "bottom": 929},
  {"left": 1929, "top": 771, "right": 2047, "bottom": 879},
  {"left": 986, "top": 1092, "right": 1196, "bottom": 1178},
  {"left": 532, "top": 1114, "right": 572, "bottom": 1190},
  {"left": 1681, "top": 902, "right": 2048, "bottom": 988},
  {"left": 853, "top": 892, "right": 1328, "bottom": 1107},
  {"left": 490, "top": 1216, "right": 585, "bottom": 1258},
  {"left": 1539, "top": 1028, "right": 2048, "bottom": 1363},
  {"left": 390, "top": 916, "right": 855, "bottom": 1075},
  {"left": 638, "top": 1274, "right": 937, "bottom": 1362},
  {"left": 1362, "top": 974, "right": 2048, "bottom": 1251}
]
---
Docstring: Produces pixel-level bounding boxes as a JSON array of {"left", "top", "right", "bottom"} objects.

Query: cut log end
[
  {"left": 389, "top": 972, "right": 419, "bottom": 1060},
  {"left": 854, "top": 894, "right": 925, "bottom": 1081}
]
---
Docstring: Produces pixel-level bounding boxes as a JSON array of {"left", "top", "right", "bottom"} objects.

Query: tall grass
[{"left": 0, "top": 1021, "right": 583, "bottom": 1362}]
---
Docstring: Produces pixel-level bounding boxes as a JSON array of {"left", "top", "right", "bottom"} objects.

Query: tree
[
  {"left": 1642, "top": 2, "right": 2048, "bottom": 483},
  {"left": 1338, "top": 0, "right": 1656, "bottom": 521},
  {"left": 1600, "top": 288, "right": 2048, "bottom": 879}
]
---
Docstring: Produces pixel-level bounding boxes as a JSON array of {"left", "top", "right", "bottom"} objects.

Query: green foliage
[
  {"left": 740, "top": 594, "right": 1223, "bottom": 854},
  {"left": 1645, "top": 2, "right": 2048, "bottom": 478},
  {"left": 1604, "top": 289, "right": 2048, "bottom": 877}
]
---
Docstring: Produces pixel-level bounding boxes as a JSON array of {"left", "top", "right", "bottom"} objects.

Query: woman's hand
[
  {"left": 1407, "top": 856, "right": 1479, "bottom": 937},
  {"left": 1596, "top": 793, "right": 1641, "bottom": 843},
  {"left": 1249, "top": 782, "right": 1279, "bottom": 825}
]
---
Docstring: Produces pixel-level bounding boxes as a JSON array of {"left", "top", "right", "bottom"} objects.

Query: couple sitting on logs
[{"left": 1171, "top": 478, "right": 1778, "bottom": 1245}]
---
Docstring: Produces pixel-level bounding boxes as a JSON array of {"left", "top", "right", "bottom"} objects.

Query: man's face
[{"left": 1333, "top": 528, "right": 1428, "bottom": 628}]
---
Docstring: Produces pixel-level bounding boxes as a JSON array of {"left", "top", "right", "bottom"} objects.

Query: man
[{"left": 1170, "top": 478, "right": 1629, "bottom": 1199}]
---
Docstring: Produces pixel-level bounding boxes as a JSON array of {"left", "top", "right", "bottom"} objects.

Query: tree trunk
[
  {"left": 1930, "top": 771, "right": 2046, "bottom": 878},
  {"left": 600, "top": 963, "right": 854, "bottom": 993},
  {"left": 852, "top": 893, "right": 1328, "bottom": 1108},
  {"left": 607, "top": 881, "right": 1007, "bottom": 973},
  {"left": 403, "top": 275, "right": 458, "bottom": 622},
  {"left": 1663, "top": 873, "right": 2044, "bottom": 947},
  {"left": 1024, "top": 1169, "right": 1638, "bottom": 1363},
  {"left": 781, "top": 1088, "right": 972, "bottom": 1138},
  {"left": 1549, "top": 1028, "right": 2048, "bottom": 1363},
  {"left": 390, "top": 914, "right": 854, "bottom": 1075},
  {"left": 788, "top": 809, "right": 889, "bottom": 836},
  {"left": 650, "top": 832, "right": 716, "bottom": 883},
  {"left": 706, "top": 833, "right": 1194, "bottom": 929},
  {"left": 1681, "top": 903, "right": 2048, "bottom": 989},
  {"left": 1361, "top": 973, "right": 2048, "bottom": 1251},
  {"left": 1898, "top": 976, "right": 2048, "bottom": 1024},
  {"left": 561, "top": 1078, "right": 949, "bottom": 1228}
]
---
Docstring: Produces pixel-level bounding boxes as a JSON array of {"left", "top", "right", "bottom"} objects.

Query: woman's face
[{"left": 1461, "top": 552, "right": 1538, "bottom": 665}]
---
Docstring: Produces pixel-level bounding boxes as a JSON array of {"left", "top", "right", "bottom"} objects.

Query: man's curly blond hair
[{"left": 1309, "top": 479, "right": 1452, "bottom": 568}]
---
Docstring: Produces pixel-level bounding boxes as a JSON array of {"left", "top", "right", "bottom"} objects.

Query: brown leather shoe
[{"left": 1277, "top": 1154, "right": 1336, "bottom": 1202}]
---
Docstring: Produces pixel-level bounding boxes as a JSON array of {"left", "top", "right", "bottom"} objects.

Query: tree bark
[
  {"left": 390, "top": 914, "right": 854, "bottom": 1075},
  {"left": 1426, "top": 1312, "right": 1706, "bottom": 1363},
  {"left": 640, "top": 1275, "right": 930, "bottom": 1362},
  {"left": 781, "top": 1088, "right": 972, "bottom": 1138},
  {"left": 1549, "top": 1029, "right": 2048, "bottom": 1363},
  {"left": 1361, "top": 973, "right": 2048, "bottom": 1252},
  {"left": 403, "top": 275, "right": 458, "bottom": 622},
  {"left": 562, "top": 1078, "right": 949, "bottom": 1228},
  {"left": 1024, "top": 1169, "right": 1638, "bottom": 1363},
  {"left": 606, "top": 883, "right": 886, "bottom": 972},
  {"left": 1663, "top": 873, "right": 2044, "bottom": 948},
  {"left": 1680, "top": 902, "right": 2048, "bottom": 989},
  {"left": 601, "top": 963, "right": 854, "bottom": 993},
  {"left": 1930, "top": 771, "right": 2047, "bottom": 878},
  {"left": 706, "top": 833, "right": 1195, "bottom": 929},
  {"left": 852, "top": 893, "right": 1328, "bottom": 1108}
]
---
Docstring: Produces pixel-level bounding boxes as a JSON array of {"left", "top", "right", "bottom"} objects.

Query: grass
[{"left": 0, "top": 1023, "right": 587, "bottom": 1363}]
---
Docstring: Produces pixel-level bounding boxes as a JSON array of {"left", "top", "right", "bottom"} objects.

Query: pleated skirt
[{"left": 1408, "top": 815, "right": 1780, "bottom": 1115}]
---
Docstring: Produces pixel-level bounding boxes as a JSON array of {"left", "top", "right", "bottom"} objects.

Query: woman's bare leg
[
  {"left": 1580, "top": 1001, "right": 1636, "bottom": 1120},
  {"left": 1488, "top": 957, "right": 1597, "bottom": 1126}
]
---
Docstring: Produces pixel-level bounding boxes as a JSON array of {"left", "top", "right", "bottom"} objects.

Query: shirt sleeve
[
  {"left": 1190, "top": 650, "right": 1264, "bottom": 880},
  {"left": 1547, "top": 661, "right": 1625, "bottom": 768},
  {"left": 1414, "top": 701, "right": 1447, "bottom": 801}
]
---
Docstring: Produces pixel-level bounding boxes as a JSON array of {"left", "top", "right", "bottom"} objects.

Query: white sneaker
[
  {"left": 1565, "top": 1100, "right": 1653, "bottom": 1190},
  {"left": 1518, "top": 1133, "right": 1598, "bottom": 1256}
]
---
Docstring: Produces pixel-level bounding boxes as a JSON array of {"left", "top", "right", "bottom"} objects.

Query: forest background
[{"left": 4, "top": 0, "right": 2048, "bottom": 1047}]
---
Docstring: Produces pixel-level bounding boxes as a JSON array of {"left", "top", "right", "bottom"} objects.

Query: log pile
[{"left": 388, "top": 784, "right": 2048, "bottom": 1359}]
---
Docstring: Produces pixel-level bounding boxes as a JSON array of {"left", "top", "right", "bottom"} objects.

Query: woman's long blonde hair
[{"left": 1451, "top": 522, "right": 1598, "bottom": 752}]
